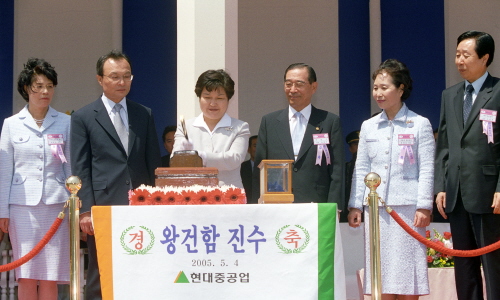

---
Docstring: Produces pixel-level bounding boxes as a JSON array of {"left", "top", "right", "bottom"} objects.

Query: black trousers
[
  {"left": 84, "top": 234, "right": 102, "bottom": 300},
  {"left": 448, "top": 192, "right": 500, "bottom": 300}
]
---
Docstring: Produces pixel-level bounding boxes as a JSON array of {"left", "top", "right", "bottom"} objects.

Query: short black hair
[
  {"left": 372, "top": 59, "right": 413, "bottom": 101},
  {"left": 284, "top": 63, "right": 317, "bottom": 84},
  {"left": 96, "top": 50, "right": 132, "bottom": 76},
  {"left": 457, "top": 31, "right": 495, "bottom": 67},
  {"left": 17, "top": 58, "right": 58, "bottom": 102},
  {"left": 248, "top": 135, "right": 258, "bottom": 146},
  {"left": 194, "top": 69, "right": 235, "bottom": 100},
  {"left": 162, "top": 125, "right": 177, "bottom": 143}
]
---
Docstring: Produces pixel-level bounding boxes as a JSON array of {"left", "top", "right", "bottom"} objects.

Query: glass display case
[{"left": 258, "top": 159, "right": 294, "bottom": 204}]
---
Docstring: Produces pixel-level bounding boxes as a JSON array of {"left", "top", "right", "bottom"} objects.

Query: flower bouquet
[
  {"left": 128, "top": 184, "right": 247, "bottom": 205},
  {"left": 426, "top": 228, "right": 454, "bottom": 268}
]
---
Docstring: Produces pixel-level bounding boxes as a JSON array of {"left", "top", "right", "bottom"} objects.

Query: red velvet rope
[
  {"left": 388, "top": 207, "right": 500, "bottom": 257},
  {"left": 0, "top": 217, "right": 63, "bottom": 272}
]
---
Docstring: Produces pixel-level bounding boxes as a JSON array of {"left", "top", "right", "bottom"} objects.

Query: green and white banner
[{"left": 93, "top": 203, "right": 345, "bottom": 299}]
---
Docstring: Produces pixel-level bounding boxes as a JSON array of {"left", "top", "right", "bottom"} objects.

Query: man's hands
[
  {"left": 492, "top": 192, "right": 500, "bottom": 214},
  {"left": 79, "top": 211, "right": 94, "bottom": 235},
  {"left": 435, "top": 192, "right": 447, "bottom": 219}
]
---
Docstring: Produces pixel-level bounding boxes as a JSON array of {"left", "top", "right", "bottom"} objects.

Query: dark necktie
[
  {"left": 463, "top": 84, "right": 474, "bottom": 125},
  {"left": 113, "top": 103, "right": 129, "bottom": 154}
]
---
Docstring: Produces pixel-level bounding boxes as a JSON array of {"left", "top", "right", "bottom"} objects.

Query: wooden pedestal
[
  {"left": 258, "top": 193, "right": 294, "bottom": 204},
  {"left": 155, "top": 167, "right": 219, "bottom": 187}
]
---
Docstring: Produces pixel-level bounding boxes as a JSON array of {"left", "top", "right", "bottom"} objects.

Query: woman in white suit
[
  {"left": 0, "top": 58, "right": 70, "bottom": 299},
  {"left": 173, "top": 69, "right": 250, "bottom": 188},
  {"left": 348, "top": 59, "right": 434, "bottom": 299}
]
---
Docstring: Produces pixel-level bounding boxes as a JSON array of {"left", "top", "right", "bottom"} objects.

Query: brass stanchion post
[
  {"left": 364, "top": 172, "right": 382, "bottom": 300},
  {"left": 66, "top": 176, "right": 82, "bottom": 300}
]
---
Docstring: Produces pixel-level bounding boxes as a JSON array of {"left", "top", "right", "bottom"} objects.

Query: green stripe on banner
[{"left": 317, "top": 203, "right": 336, "bottom": 299}]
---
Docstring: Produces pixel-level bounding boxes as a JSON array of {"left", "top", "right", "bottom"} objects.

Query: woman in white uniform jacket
[
  {"left": 348, "top": 59, "right": 434, "bottom": 299},
  {"left": 0, "top": 58, "right": 70, "bottom": 300},
  {"left": 173, "top": 69, "right": 250, "bottom": 189}
]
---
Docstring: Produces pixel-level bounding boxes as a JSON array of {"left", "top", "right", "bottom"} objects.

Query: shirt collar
[
  {"left": 101, "top": 94, "right": 127, "bottom": 115},
  {"left": 192, "top": 113, "right": 232, "bottom": 133},
  {"left": 18, "top": 105, "right": 59, "bottom": 119},
  {"left": 288, "top": 104, "right": 312, "bottom": 121},
  {"left": 376, "top": 103, "right": 409, "bottom": 124},
  {"left": 466, "top": 71, "right": 489, "bottom": 94}
]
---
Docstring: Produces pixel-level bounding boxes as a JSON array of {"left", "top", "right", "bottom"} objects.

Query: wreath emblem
[
  {"left": 120, "top": 225, "right": 155, "bottom": 255},
  {"left": 275, "top": 225, "right": 310, "bottom": 254}
]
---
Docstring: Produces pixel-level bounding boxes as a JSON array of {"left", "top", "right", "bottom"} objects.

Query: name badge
[
  {"left": 313, "top": 133, "right": 331, "bottom": 166},
  {"left": 47, "top": 134, "right": 64, "bottom": 145},
  {"left": 313, "top": 133, "right": 330, "bottom": 145},
  {"left": 479, "top": 109, "right": 497, "bottom": 122},
  {"left": 480, "top": 109, "right": 497, "bottom": 144},
  {"left": 47, "top": 134, "right": 67, "bottom": 163},
  {"left": 398, "top": 134, "right": 414, "bottom": 146}
]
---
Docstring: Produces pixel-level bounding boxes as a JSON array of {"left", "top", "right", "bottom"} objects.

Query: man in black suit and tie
[
  {"left": 251, "top": 63, "right": 344, "bottom": 205},
  {"left": 240, "top": 135, "right": 257, "bottom": 200},
  {"left": 71, "top": 50, "right": 161, "bottom": 299},
  {"left": 435, "top": 31, "right": 500, "bottom": 300}
]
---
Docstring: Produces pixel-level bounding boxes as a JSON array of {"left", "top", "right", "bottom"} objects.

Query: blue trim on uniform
[
  {"left": 380, "top": 0, "right": 445, "bottom": 129},
  {"left": 0, "top": 1, "right": 14, "bottom": 126},
  {"left": 122, "top": 1, "right": 177, "bottom": 155}
]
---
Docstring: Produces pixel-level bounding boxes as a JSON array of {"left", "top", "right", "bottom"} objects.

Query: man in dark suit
[
  {"left": 435, "top": 31, "right": 500, "bottom": 300},
  {"left": 340, "top": 130, "right": 359, "bottom": 222},
  {"left": 71, "top": 50, "right": 161, "bottom": 299},
  {"left": 240, "top": 135, "right": 257, "bottom": 200},
  {"left": 161, "top": 125, "right": 176, "bottom": 167},
  {"left": 251, "top": 63, "right": 344, "bottom": 205}
]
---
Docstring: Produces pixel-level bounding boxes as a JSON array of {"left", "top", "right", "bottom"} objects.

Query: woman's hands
[
  {"left": 414, "top": 209, "right": 431, "bottom": 227},
  {"left": 0, "top": 218, "right": 9, "bottom": 233},
  {"left": 348, "top": 208, "right": 363, "bottom": 228},
  {"left": 178, "top": 139, "right": 194, "bottom": 151}
]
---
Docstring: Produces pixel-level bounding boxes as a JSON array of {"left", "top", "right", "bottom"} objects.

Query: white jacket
[
  {"left": 173, "top": 113, "right": 250, "bottom": 188},
  {"left": 0, "top": 105, "right": 71, "bottom": 218},
  {"left": 348, "top": 104, "right": 434, "bottom": 211}
]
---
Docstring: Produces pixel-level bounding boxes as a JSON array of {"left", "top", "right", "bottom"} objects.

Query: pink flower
[
  {"left": 196, "top": 190, "right": 210, "bottom": 205},
  {"left": 223, "top": 187, "right": 246, "bottom": 204},
  {"left": 129, "top": 189, "right": 151, "bottom": 205},
  {"left": 208, "top": 188, "right": 224, "bottom": 204},
  {"left": 182, "top": 190, "right": 198, "bottom": 205},
  {"left": 149, "top": 191, "right": 167, "bottom": 205},
  {"left": 165, "top": 191, "right": 182, "bottom": 205}
]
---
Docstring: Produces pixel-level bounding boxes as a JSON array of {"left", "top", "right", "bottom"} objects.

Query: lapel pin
[{"left": 315, "top": 127, "right": 320, "bottom": 131}]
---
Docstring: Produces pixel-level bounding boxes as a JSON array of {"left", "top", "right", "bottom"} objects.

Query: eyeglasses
[
  {"left": 103, "top": 74, "right": 134, "bottom": 82},
  {"left": 31, "top": 84, "right": 55, "bottom": 93},
  {"left": 284, "top": 80, "right": 308, "bottom": 89}
]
